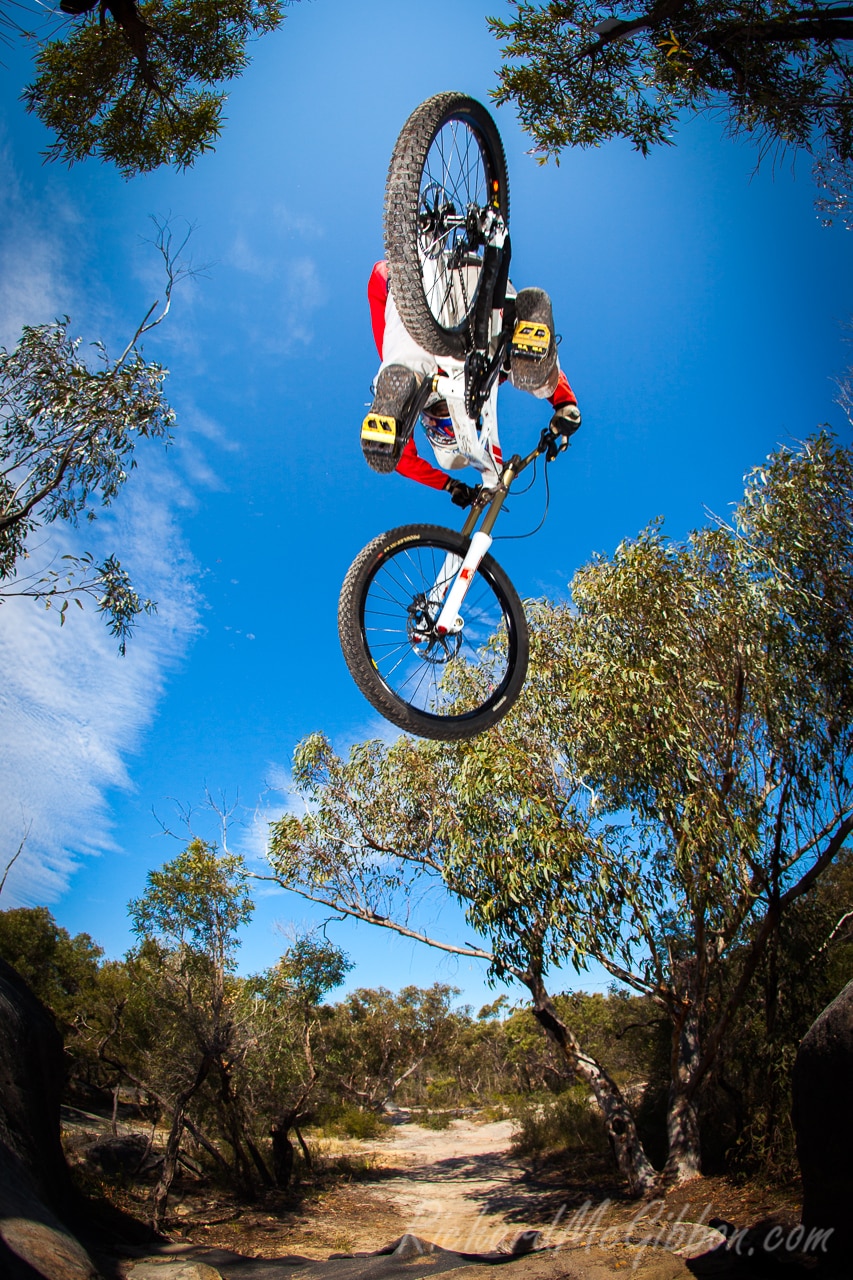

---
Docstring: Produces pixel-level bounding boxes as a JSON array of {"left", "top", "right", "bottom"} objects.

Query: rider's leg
[
  {"left": 380, "top": 292, "right": 438, "bottom": 381},
  {"left": 361, "top": 365, "right": 421, "bottom": 473},
  {"left": 361, "top": 293, "right": 439, "bottom": 473}
]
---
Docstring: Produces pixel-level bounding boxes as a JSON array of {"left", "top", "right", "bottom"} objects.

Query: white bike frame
[
  {"left": 417, "top": 214, "right": 516, "bottom": 639},
  {"left": 423, "top": 362, "right": 506, "bottom": 637}
]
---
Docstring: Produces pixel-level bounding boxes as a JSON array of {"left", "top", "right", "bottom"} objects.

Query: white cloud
[
  {"left": 0, "top": 141, "right": 80, "bottom": 347},
  {"left": 179, "top": 404, "right": 240, "bottom": 452},
  {"left": 0, "top": 459, "right": 200, "bottom": 906},
  {"left": 282, "top": 256, "right": 326, "bottom": 315},
  {"left": 265, "top": 256, "right": 328, "bottom": 352},
  {"left": 0, "top": 129, "right": 136, "bottom": 353},
  {"left": 270, "top": 205, "right": 325, "bottom": 241},
  {"left": 228, "top": 232, "right": 268, "bottom": 277}
]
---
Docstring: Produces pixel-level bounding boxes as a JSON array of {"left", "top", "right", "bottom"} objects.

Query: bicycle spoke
[
  {"left": 362, "top": 541, "right": 513, "bottom": 718},
  {"left": 417, "top": 116, "right": 495, "bottom": 331}
]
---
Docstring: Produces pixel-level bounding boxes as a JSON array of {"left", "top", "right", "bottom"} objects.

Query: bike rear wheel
[
  {"left": 384, "top": 93, "right": 510, "bottom": 360},
  {"left": 338, "top": 524, "right": 528, "bottom": 740}
]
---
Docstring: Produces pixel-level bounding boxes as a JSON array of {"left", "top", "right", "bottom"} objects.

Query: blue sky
[{"left": 1, "top": 0, "right": 851, "bottom": 1011}]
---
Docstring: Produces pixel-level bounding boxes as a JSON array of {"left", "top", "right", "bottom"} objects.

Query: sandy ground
[
  {"left": 74, "top": 1111, "right": 802, "bottom": 1278},
  {"left": 346, "top": 1120, "right": 535, "bottom": 1253}
]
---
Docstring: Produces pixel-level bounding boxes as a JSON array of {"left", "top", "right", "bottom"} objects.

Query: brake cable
[{"left": 492, "top": 455, "right": 553, "bottom": 542}]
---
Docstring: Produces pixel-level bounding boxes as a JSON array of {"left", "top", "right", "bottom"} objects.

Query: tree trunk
[
  {"left": 217, "top": 1063, "right": 261, "bottom": 1197},
  {"left": 102, "top": 1051, "right": 233, "bottom": 1180},
  {"left": 661, "top": 1008, "right": 702, "bottom": 1185},
  {"left": 214, "top": 1062, "right": 273, "bottom": 1192},
  {"left": 526, "top": 973, "right": 658, "bottom": 1196},
  {"left": 663, "top": 1088, "right": 702, "bottom": 1184},
  {"left": 271, "top": 1116, "right": 295, "bottom": 1189},
  {"left": 150, "top": 1053, "right": 213, "bottom": 1231},
  {"left": 295, "top": 1125, "right": 312, "bottom": 1170}
]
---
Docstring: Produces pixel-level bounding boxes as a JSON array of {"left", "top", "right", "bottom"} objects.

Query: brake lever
[{"left": 539, "top": 426, "right": 568, "bottom": 463}]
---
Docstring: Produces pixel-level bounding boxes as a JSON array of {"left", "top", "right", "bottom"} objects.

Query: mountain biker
[{"left": 363, "top": 260, "right": 581, "bottom": 508}]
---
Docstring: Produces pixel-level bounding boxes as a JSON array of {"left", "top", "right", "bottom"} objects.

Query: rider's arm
[
  {"left": 549, "top": 370, "right": 578, "bottom": 409},
  {"left": 395, "top": 437, "right": 450, "bottom": 490},
  {"left": 549, "top": 369, "right": 581, "bottom": 437}
]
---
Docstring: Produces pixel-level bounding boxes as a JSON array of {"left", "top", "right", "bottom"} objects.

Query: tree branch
[{"left": 250, "top": 872, "right": 501, "bottom": 966}]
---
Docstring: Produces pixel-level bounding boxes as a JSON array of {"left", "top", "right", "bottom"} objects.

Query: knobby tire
[
  {"left": 338, "top": 524, "right": 529, "bottom": 740},
  {"left": 384, "top": 92, "right": 509, "bottom": 359}
]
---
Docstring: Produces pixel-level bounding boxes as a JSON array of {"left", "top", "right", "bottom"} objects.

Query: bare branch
[{"left": 0, "top": 821, "right": 31, "bottom": 897}]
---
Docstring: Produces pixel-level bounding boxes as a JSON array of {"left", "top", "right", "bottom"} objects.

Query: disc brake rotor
[{"left": 407, "top": 598, "right": 463, "bottom": 665}]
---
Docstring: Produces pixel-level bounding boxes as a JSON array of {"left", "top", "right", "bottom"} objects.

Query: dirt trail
[
  {"left": 354, "top": 1120, "right": 537, "bottom": 1253},
  {"left": 114, "top": 1117, "right": 792, "bottom": 1277}
]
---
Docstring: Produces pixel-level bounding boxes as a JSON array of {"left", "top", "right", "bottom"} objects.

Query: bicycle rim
[
  {"left": 385, "top": 94, "right": 509, "bottom": 359},
  {"left": 419, "top": 119, "right": 496, "bottom": 334},
  {"left": 340, "top": 526, "right": 528, "bottom": 739}
]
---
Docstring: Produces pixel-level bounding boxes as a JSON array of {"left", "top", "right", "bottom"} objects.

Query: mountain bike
[{"left": 338, "top": 92, "right": 567, "bottom": 741}]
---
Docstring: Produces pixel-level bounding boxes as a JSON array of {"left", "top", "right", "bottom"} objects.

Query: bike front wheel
[
  {"left": 384, "top": 93, "right": 510, "bottom": 360},
  {"left": 338, "top": 525, "right": 529, "bottom": 741}
]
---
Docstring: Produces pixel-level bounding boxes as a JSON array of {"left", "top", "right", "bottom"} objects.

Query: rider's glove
[
  {"left": 445, "top": 479, "right": 481, "bottom": 509},
  {"left": 550, "top": 403, "right": 581, "bottom": 437}
]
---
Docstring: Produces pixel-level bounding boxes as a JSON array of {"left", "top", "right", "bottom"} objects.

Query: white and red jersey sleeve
[
  {"left": 395, "top": 438, "right": 450, "bottom": 490},
  {"left": 550, "top": 370, "right": 577, "bottom": 409}
]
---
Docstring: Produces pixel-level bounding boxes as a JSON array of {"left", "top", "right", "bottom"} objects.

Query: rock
[
  {"left": 365, "top": 1235, "right": 439, "bottom": 1260},
  {"left": 666, "top": 1223, "right": 727, "bottom": 1260},
  {"left": 508, "top": 1230, "right": 542, "bottom": 1255},
  {"left": 495, "top": 1230, "right": 542, "bottom": 1256},
  {"left": 0, "top": 1215, "right": 102, "bottom": 1280},
  {"left": 792, "top": 977, "right": 853, "bottom": 1264},
  {"left": 127, "top": 1264, "right": 224, "bottom": 1280},
  {"left": 390, "top": 1234, "right": 438, "bottom": 1260},
  {"left": 0, "top": 957, "right": 104, "bottom": 1279},
  {"left": 381, "top": 1101, "right": 411, "bottom": 1124},
  {"left": 85, "top": 1133, "right": 151, "bottom": 1175},
  {"left": 0, "top": 957, "right": 74, "bottom": 1208}
]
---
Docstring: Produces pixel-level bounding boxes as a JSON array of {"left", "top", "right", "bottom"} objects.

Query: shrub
[
  {"left": 510, "top": 1088, "right": 608, "bottom": 1158},
  {"left": 335, "top": 1106, "right": 390, "bottom": 1141},
  {"left": 421, "top": 1111, "right": 453, "bottom": 1130}
]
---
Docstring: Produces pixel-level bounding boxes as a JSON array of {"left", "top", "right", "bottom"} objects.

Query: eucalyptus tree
[
  {"left": 491, "top": 0, "right": 853, "bottom": 221},
  {"left": 268, "top": 431, "right": 853, "bottom": 1191},
  {"left": 322, "top": 983, "right": 465, "bottom": 1112},
  {"left": 545, "top": 431, "right": 853, "bottom": 1180},
  {"left": 0, "top": 905, "right": 102, "bottom": 1026},
  {"left": 128, "top": 837, "right": 256, "bottom": 1226},
  {"left": 236, "top": 935, "right": 352, "bottom": 1187},
  {"left": 0, "top": 223, "right": 186, "bottom": 649},
  {"left": 265, "top": 732, "right": 660, "bottom": 1194},
  {"left": 24, "top": 1, "right": 288, "bottom": 177}
]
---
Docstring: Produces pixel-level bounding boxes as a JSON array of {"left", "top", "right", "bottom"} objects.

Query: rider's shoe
[
  {"left": 361, "top": 365, "right": 419, "bottom": 474},
  {"left": 508, "top": 288, "right": 558, "bottom": 395}
]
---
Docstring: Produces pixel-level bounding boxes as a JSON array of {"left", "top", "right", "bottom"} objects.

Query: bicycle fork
[{"left": 429, "top": 463, "right": 517, "bottom": 636}]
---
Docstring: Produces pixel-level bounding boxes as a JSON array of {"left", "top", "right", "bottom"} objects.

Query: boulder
[
  {"left": 0, "top": 956, "right": 103, "bottom": 1279},
  {"left": 85, "top": 1133, "right": 152, "bottom": 1176},
  {"left": 791, "top": 977, "right": 853, "bottom": 1266}
]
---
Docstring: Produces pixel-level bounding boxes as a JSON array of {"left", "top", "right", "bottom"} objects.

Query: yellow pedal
[
  {"left": 511, "top": 320, "right": 551, "bottom": 358},
  {"left": 361, "top": 413, "right": 397, "bottom": 445}
]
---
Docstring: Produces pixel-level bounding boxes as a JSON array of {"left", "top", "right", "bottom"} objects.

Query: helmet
[{"left": 422, "top": 399, "right": 455, "bottom": 448}]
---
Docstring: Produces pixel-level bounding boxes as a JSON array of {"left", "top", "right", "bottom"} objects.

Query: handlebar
[{"left": 460, "top": 420, "right": 569, "bottom": 538}]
